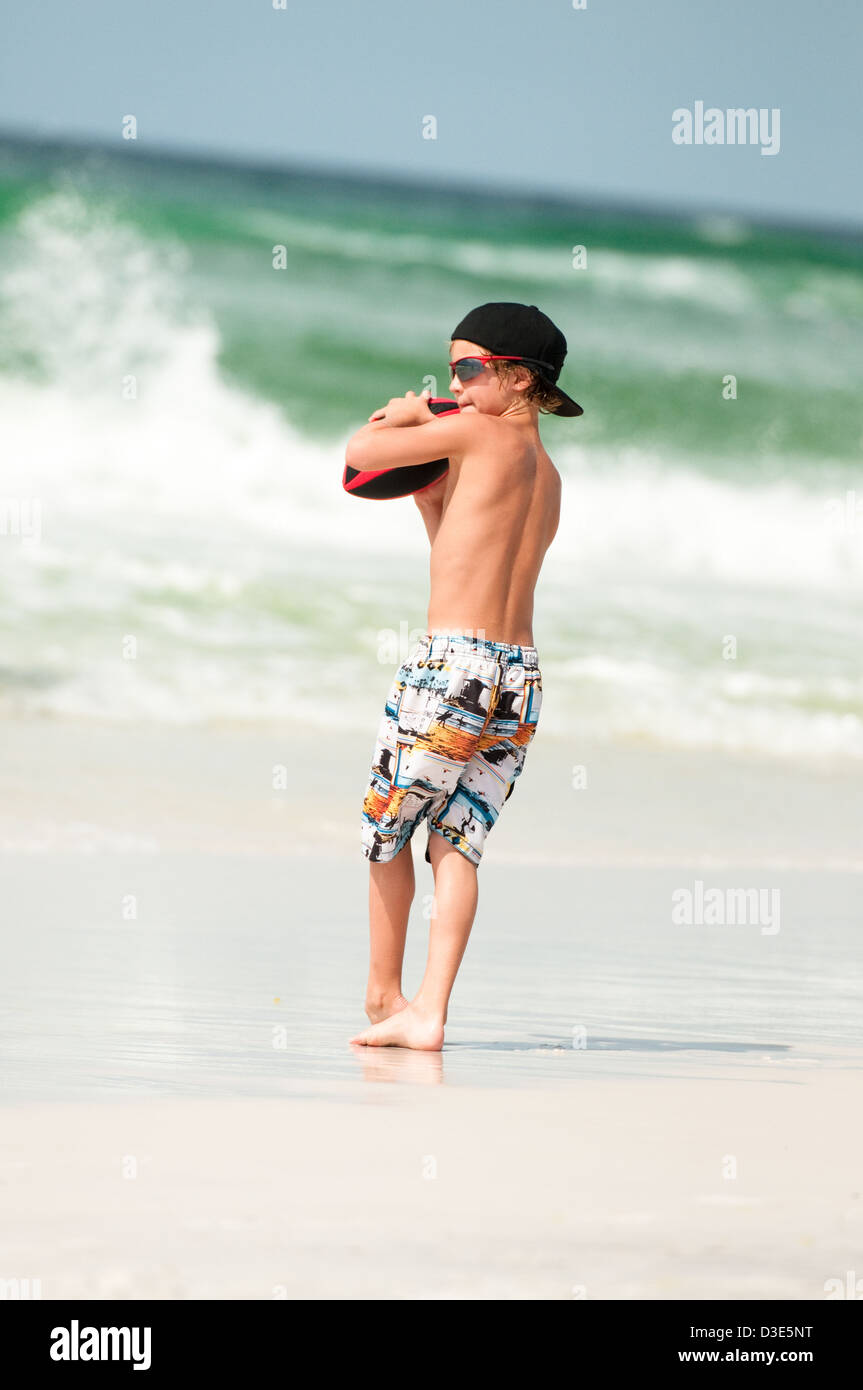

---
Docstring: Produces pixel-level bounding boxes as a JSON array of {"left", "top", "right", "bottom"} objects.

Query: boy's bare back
[{"left": 425, "top": 414, "right": 561, "bottom": 646}]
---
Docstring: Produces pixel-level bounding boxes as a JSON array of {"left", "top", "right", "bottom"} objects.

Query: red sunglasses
[{"left": 448, "top": 354, "right": 553, "bottom": 382}]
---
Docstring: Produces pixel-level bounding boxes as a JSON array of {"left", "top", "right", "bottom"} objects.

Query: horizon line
[{"left": 1, "top": 125, "right": 862, "bottom": 243}]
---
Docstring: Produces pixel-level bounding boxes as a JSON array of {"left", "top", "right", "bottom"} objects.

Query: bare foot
[
  {"left": 364, "top": 991, "right": 410, "bottom": 1025},
  {"left": 350, "top": 1002, "right": 445, "bottom": 1051}
]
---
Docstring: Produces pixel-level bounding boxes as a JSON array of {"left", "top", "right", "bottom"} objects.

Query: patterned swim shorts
[{"left": 361, "top": 631, "right": 542, "bottom": 867}]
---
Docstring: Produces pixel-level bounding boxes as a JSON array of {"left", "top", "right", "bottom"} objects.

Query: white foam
[
  {"left": 243, "top": 207, "right": 758, "bottom": 311},
  {"left": 547, "top": 446, "right": 863, "bottom": 592},
  {"left": 2, "top": 188, "right": 861, "bottom": 759}
]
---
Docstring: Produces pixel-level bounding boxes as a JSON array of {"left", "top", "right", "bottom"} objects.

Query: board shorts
[{"left": 361, "top": 631, "right": 542, "bottom": 867}]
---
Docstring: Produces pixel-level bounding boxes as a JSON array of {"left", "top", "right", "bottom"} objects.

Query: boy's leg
[
  {"left": 365, "top": 846, "right": 414, "bottom": 1023},
  {"left": 412, "top": 830, "right": 478, "bottom": 1026},
  {"left": 358, "top": 635, "right": 487, "bottom": 1038},
  {"left": 353, "top": 637, "right": 538, "bottom": 1049},
  {"left": 350, "top": 831, "right": 477, "bottom": 1050}
]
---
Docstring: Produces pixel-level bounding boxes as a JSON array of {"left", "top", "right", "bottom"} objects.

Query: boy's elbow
[
  {"left": 347, "top": 430, "right": 382, "bottom": 471},
  {"left": 345, "top": 437, "right": 366, "bottom": 471}
]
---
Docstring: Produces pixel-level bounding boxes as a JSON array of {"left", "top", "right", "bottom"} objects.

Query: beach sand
[
  {"left": 3, "top": 1067, "right": 862, "bottom": 1301},
  {"left": 1, "top": 717, "right": 861, "bottom": 1298}
]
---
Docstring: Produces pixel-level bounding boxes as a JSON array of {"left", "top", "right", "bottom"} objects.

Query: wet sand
[
  {"left": 1, "top": 717, "right": 861, "bottom": 1298},
  {"left": 3, "top": 1066, "right": 861, "bottom": 1300}
]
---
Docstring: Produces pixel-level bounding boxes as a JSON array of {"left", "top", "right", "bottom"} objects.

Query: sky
[{"left": 1, "top": 0, "right": 861, "bottom": 226}]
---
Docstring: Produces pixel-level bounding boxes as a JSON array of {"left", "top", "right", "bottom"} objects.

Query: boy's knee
[{"left": 427, "top": 828, "right": 478, "bottom": 870}]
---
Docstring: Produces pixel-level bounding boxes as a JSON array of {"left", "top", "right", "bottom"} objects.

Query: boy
[{"left": 346, "top": 302, "right": 582, "bottom": 1051}]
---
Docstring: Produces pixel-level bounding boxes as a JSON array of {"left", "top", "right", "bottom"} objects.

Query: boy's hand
[{"left": 368, "top": 389, "right": 434, "bottom": 427}]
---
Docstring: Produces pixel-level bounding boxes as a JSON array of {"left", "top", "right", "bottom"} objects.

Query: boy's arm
[
  {"left": 413, "top": 475, "right": 447, "bottom": 545},
  {"left": 345, "top": 391, "right": 479, "bottom": 474}
]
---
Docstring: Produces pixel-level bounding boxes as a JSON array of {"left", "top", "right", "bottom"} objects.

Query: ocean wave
[
  {"left": 242, "top": 208, "right": 756, "bottom": 310},
  {"left": 2, "top": 183, "right": 861, "bottom": 760},
  {"left": 238, "top": 207, "right": 863, "bottom": 329},
  {"left": 547, "top": 447, "right": 863, "bottom": 591}
]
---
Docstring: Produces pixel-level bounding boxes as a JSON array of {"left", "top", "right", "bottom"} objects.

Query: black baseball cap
[{"left": 451, "top": 302, "right": 583, "bottom": 417}]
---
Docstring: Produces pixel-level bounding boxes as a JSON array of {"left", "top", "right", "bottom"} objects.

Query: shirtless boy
[{"left": 346, "top": 302, "right": 582, "bottom": 1051}]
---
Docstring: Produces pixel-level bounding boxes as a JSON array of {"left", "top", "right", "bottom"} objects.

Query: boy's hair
[{"left": 488, "top": 358, "right": 565, "bottom": 415}]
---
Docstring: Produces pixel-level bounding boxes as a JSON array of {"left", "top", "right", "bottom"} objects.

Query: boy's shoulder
[{"left": 454, "top": 409, "right": 527, "bottom": 451}]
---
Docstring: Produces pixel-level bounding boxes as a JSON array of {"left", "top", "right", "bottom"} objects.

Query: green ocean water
[{"left": 1, "top": 135, "right": 861, "bottom": 756}]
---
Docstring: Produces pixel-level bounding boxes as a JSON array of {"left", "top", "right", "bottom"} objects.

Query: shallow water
[{"left": 2, "top": 854, "right": 860, "bottom": 1103}]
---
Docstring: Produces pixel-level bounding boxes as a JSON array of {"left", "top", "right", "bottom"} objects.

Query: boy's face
[{"left": 448, "top": 339, "right": 513, "bottom": 415}]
